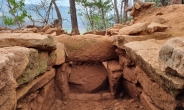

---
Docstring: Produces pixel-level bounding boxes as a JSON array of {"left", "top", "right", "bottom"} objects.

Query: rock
[
  {"left": 147, "top": 22, "right": 167, "bottom": 33},
  {"left": 159, "top": 37, "right": 184, "bottom": 78},
  {"left": 17, "top": 79, "right": 55, "bottom": 110},
  {"left": 55, "top": 63, "right": 70, "bottom": 99},
  {"left": 0, "top": 33, "right": 56, "bottom": 51},
  {"left": 16, "top": 49, "right": 48, "bottom": 85},
  {"left": 69, "top": 62, "right": 108, "bottom": 92},
  {"left": 56, "top": 34, "right": 117, "bottom": 61},
  {"left": 17, "top": 68, "right": 55, "bottom": 100},
  {"left": 134, "top": 66, "right": 180, "bottom": 110},
  {"left": 48, "top": 51, "right": 56, "bottom": 70},
  {"left": 112, "top": 35, "right": 150, "bottom": 48},
  {"left": 122, "top": 66, "right": 137, "bottom": 84},
  {"left": 119, "top": 22, "right": 148, "bottom": 35},
  {"left": 41, "top": 25, "right": 51, "bottom": 32},
  {"left": 113, "top": 24, "right": 124, "bottom": 29},
  {"left": 151, "top": 32, "right": 172, "bottom": 40},
  {"left": 106, "top": 60, "right": 123, "bottom": 95},
  {"left": 124, "top": 39, "right": 184, "bottom": 95},
  {"left": 140, "top": 92, "right": 161, "bottom": 110},
  {"left": 45, "top": 28, "right": 58, "bottom": 34},
  {"left": 115, "top": 49, "right": 135, "bottom": 67},
  {"left": 153, "top": 16, "right": 167, "bottom": 24},
  {"left": 0, "top": 48, "right": 17, "bottom": 110},
  {"left": 54, "top": 43, "right": 66, "bottom": 65},
  {"left": 122, "top": 79, "right": 142, "bottom": 100}
]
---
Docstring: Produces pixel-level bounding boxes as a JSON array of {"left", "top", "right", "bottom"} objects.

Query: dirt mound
[{"left": 134, "top": 4, "right": 184, "bottom": 37}]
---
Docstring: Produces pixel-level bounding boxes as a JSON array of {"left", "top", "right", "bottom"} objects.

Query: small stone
[
  {"left": 140, "top": 106, "right": 143, "bottom": 109},
  {"left": 63, "top": 101, "right": 67, "bottom": 105},
  {"left": 114, "top": 106, "right": 119, "bottom": 110},
  {"left": 114, "top": 102, "right": 120, "bottom": 106},
  {"left": 129, "top": 99, "right": 135, "bottom": 103},
  {"left": 134, "top": 105, "right": 139, "bottom": 108}
]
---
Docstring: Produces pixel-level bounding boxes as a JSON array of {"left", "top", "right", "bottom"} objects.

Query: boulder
[
  {"left": 119, "top": 22, "right": 148, "bottom": 35},
  {"left": 159, "top": 37, "right": 184, "bottom": 78},
  {"left": 54, "top": 43, "right": 66, "bottom": 65},
  {"left": 68, "top": 62, "right": 108, "bottom": 92},
  {"left": 56, "top": 34, "right": 117, "bottom": 61},
  {"left": 106, "top": 60, "right": 123, "bottom": 96},
  {"left": 124, "top": 39, "right": 184, "bottom": 96},
  {"left": 0, "top": 33, "right": 56, "bottom": 51},
  {"left": 0, "top": 48, "right": 17, "bottom": 110},
  {"left": 147, "top": 22, "right": 167, "bottom": 33},
  {"left": 17, "top": 68, "right": 55, "bottom": 100}
]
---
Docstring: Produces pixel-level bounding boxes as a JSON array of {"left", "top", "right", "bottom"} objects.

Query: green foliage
[
  {"left": 76, "top": 0, "right": 113, "bottom": 31},
  {"left": 3, "top": 0, "right": 29, "bottom": 27}
]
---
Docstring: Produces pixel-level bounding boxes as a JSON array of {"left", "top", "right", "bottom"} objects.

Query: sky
[{"left": 25, "top": 0, "right": 70, "bottom": 6}]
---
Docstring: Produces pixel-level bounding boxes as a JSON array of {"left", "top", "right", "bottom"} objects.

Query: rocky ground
[{"left": 1, "top": 3, "right": 184, "bottom": 110}]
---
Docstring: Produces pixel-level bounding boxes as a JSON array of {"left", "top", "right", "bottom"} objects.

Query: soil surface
[{"left": 51, "top": 97, "right": 144, "bottom": 110}]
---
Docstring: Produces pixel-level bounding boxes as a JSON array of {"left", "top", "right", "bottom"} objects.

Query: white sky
[{"left": 25, "top": 0, "right": 70, "bottom": 6}]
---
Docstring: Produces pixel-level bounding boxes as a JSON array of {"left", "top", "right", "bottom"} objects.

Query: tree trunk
[
  {"left": 124, "top": 0, "right": 128, "bottom": 22},
  {"left": 114, "top": 0, "right": 120, "bottom": 24},
  {"left": 161, "top": 0, "right": 165, "bottom": 5},
  {"left": 52, "top": 0, "right": 62, "bottom": 28},
  {"left": 101, "top": 8, "right": 107, "bottom": 30},
  {"left": 120, "top": 0, "right": 124, "bottom": 23},
  {"left": 69, "top": 0, "right": 80, "bottom": 35}
]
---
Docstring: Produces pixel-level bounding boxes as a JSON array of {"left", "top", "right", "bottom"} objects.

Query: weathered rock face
[
  {"left": 122, "top": 79, "right": 142, "bottom": 100},
  {"left": 159, "top": 37, "right": 184, "bottom": 78},
  {"left": 68, "top": 62, "right": 108, "bottom": 92},
  {"left": 119, "top": 22, "right": 148, "bottom": 35},
  {"left": 17, "top": 79, "right": 55, "bottom": 110},
  {"left": 124, "top": 39, "right": 184, "bottom": 96},
  {"left": 147, "top": 22, "right": 167, "bottom": 33},
  {"left": 54, "top": 43, "right": 65, "bottom": 65},
  {"left": 55, "top": 63, "right": 70, "bottom": 99},
  {"left": 17, "top": 68, "right": 56, "bottom": 100},
  {"left": 56, "top": 34, "right": 118, "bottom": 61},
  {"left": 0, "top": 33, "right": 56, "bottom": 51},
  {"left": 134, "top": 66, "right": 179, "bottom": 110},
  {"left": 0, "top": 48, "right": 17, "bottom": 110},
  {"left": 140, "top": 92, "right": 160, "bottom": 110},
  {"left": 105, "top": 60, "right": 123, "bottom": 96}
]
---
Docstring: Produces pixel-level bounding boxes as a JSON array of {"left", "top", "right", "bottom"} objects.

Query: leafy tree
[
  {"left": 76, "top": 0, "right": 113, "bottom": 31},
  {"left": 3, "top": 0, "right": 30, "bottom": 28}
]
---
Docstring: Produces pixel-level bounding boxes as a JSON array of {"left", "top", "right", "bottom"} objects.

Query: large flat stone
[
  {"left": 17, "top": 68, "right": 55, "bottom": 100},
  {"left": 124, "top": 39, "right": 184, "bottom": 95},
  {"left": 56, "top": 34, "right": 117, "bottom": 61},
  {"left": 119, "top": 22, "right": 148, "bottom": 35},
  {"left": 0, "top": 33, "right": 56, "bottom": 51}
]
